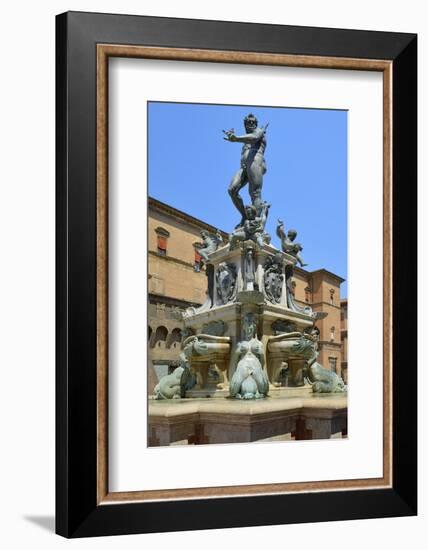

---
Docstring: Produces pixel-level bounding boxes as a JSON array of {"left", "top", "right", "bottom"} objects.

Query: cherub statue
[
  {"left": 197, "top": 229, "right": 223, "bottom": 264},
  {"left": 276, "top": 219, "right": 308, "bottom": 267},
  {"left": 229, "top": 202, "right": 270, "bottom": 249},
  {"left": 215, "top": 229, "right": 224, "bottom": 245}
]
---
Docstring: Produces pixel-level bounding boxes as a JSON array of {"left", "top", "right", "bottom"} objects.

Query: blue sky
[{"left": 148, "top": 102, "right": 348, "bottom": 296}]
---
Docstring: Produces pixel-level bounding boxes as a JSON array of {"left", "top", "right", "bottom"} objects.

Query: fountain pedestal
[{"left": 181, "top": 241, "right": 317, "bottom": 395}]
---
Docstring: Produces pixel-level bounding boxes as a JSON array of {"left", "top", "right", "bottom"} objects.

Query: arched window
[
  {"left": 152, "top": 325, "right": 168, "bottom": 348},
  {"left": 167, "top": 328, "right": 182, "bottom": 349},
  {"left": 155, "top": 227, "right": 170, "bottom": 256}
]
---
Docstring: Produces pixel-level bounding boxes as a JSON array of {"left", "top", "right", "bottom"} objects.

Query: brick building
[{"left": 148, "top": 197, "right": 347, "bottom": 391}]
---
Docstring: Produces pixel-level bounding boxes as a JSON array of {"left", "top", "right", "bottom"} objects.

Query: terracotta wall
[{"left": 148, "top": 208, "right": 208, "bottom": 304}]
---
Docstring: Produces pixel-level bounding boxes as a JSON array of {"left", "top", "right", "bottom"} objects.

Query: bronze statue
[
  {"left": 223, "top": 113, "right": 268, "bottom": 226},
  {"left": 276, "top": 219, "right": 308, "bottom": 267},
  {"left": 198, "top": 230, "right": 223, "bottom": 264},
  {"left": 229, "top": 313, "right": 269, "bottom": 399},
  {"left": 229, "top": 202, "right": 270, "bottom": 249}
]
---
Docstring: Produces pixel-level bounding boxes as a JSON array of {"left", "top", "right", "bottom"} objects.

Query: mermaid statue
[{"left": 229, "top": 313, "right": 269, "bottom": 399}]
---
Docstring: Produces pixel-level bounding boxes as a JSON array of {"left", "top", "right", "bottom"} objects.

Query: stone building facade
[
  {"left": 147, "top": 198, "right": 228, "bottom": 390},
  {"left": 148, "top": 197, "right": 346, "bottom": 391},
  {"left": 291, "top": 267, "right": 344, "bottom": 374}
]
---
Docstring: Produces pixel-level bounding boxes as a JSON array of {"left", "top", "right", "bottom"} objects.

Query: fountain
[{"left": 149, "top": 113, "right": 347, "bottom": 446}]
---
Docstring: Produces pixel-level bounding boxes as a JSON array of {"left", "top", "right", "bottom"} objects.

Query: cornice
[{"left": 149, "top": 197, "right": 228, "bottom": 240}]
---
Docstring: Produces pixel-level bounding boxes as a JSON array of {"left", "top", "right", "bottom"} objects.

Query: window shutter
[{"left": 157, "top": 236, "right": 167, "bottom": 250}]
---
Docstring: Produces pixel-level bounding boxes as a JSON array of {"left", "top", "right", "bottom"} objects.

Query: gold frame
[{"left": 96, "top": 44, "right": 392, "bottom": 504}]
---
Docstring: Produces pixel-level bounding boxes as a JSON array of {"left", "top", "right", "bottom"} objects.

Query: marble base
[{"left": 148, "top": 395, "right": 347, "bottom": 446}]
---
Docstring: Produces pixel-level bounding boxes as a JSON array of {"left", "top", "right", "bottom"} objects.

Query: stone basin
[
  {"left": 148, "top": 394, "right": 348, "bottom": 446},
  {"left": 188, "top": 334, "right": 231, "bottom": 390},
  {"left": 267, "top": 332, "right": 315, "bottom": 387}
]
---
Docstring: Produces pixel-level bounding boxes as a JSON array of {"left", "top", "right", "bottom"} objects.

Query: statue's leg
[
  {"left": 296, "top": 252, "right": 308, "bottom": 267},
  {"left": 255, "top": 232, "right": 265, "bottom": 248},
  {"left": 247, "top": 161, "right": 264, "bottom": 213},
  {"left": 198, "top": 249, "right": 209, "bottom": 264},
  {"left": 228, "top": 169, "right": 248, "bottom": 219},
  {"left": 229, "top": 228, "right": 246, "bottom": 249}
]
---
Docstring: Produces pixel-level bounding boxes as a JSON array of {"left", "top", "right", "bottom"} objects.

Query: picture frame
[{"left": 56, "top": 11, "right": 417, "bottom": 538}]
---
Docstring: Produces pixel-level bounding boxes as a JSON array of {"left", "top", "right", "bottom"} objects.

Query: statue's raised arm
[{"left": 224, "top": 124, "right": 267, "bottom": 144}]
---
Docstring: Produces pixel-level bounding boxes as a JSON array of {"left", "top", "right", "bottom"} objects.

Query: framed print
[{"left": 56, "top": 11, "right": 417, "bottom": 538}]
